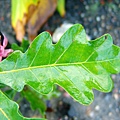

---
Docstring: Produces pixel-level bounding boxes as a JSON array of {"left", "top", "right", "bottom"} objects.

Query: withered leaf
[{"left": 11, "top": 0, "right": 57, "bottom": 42}]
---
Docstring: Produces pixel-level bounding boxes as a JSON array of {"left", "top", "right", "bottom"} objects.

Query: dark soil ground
[{"left": 0, "top": 0, "right": 120, "bottom": 120}]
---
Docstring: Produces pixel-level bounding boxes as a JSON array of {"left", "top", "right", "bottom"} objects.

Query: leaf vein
[
  {"left": 85, "top": 38, "right": 106, "bottom": 62},
  {"left": 54, "top": 42, "right": 72, "bottom": 64},
  {"left": 0, "top": 58, "right": 119, "bottom": 74},
  {"left": 0, "top": 108, "right": 10, "bottom": 120}
]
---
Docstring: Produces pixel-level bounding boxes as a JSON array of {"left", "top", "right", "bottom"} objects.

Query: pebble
[
  {"left": 93, "top": 28, "right": 97, "bottom": 36},
  {"left": 81, "top": 13, "right": 85, "bottom": 18},
  {"left": 64, "top": 115, "right": 68, "bottom": 120},
  {"left": 101, "top": 22, "right": 105, "bottom": 28},
  {"left": 113, "top": 93, "right": 119, "bottom": 100},
  {"left": 108, "top": 8, "right": 112, "bottom": 12},
  {"left": 108, "top": 112, "right": 112, "bottom": 116},
  {"left": 85, "top": 5, "right": 89, "bottom": 10},
  {"left": 112, "top": 74, "right": 116, "bottom": 80},
  {"left": 89, "top": 111, "right": 94, "bottom": 118},
  {"left": 118, "top": 89, "right": 120, "bottom": 94},
  {"left": 109, "top": 104, "right": 112, "bottom": 109},
  {"left": 88, "top": 17, "right": 92, "bottom": 22},
  {"left": 96, "top": 16, "right": 101, "bottom": 22},
  {"left": 106, "top": 25, "right": 111, "bottom": 30},
  {"left": 116, "top": 108, "right": 119, "bottom": 113},
  {"left": 52, "top": 22, "right": 90, "bottom": 43},
  {"left": 98, "top": 27, "right": 102, "bottom": 32},
  {"left": 101, "top": 15, "right": 105, "bottom": 20},
  {"left": 95, "top": 105, "right": 100, "bottom": 111},
  {"left": 73, "top": 116, "right": 78, "bottom": 120},
  {"left": 105, "top": 93, "right": 111, "bottom": 101}
]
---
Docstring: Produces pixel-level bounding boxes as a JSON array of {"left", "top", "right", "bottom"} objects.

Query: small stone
[
  {"left": 108, "top": 112, "right": 112, "bottom": 116},
  {"left": 73, "top": 116, "right": 78, "bottom": 120},
  {"left": 118, "top": 88, "right": 120, "bottom": 94},
  {"left": 113, "top": 93, "right": 119, "bottom": 100},
  {"left": 64, "top": 115, "right": 68, "bottom": 120},
  {"left": 98, "top": 27, "right": 102, "bottom": 32},
  {"left": 101, "top": 23, "right": 105, "bottom": 28},
  {"left": 108, "top": 8, "right": 112, "bottom": 12},
  {"left": 109, "top": 104, "right": 112, "bottom": 108},
  {"left": 93, "top": 29, "right": 97, "bottom": 36},
  {"left": 85, "top": 5, "right": 89, "bottom": 10},
  {"left": 81, "top": 13, "right": 85, "bottom": 18},
  {"left": 96, "top": 16, "right": 100, "bottom": 22},
  {"left": 7, "top": 13, "right": 10, "bottom": 18},
  {"left": 105, "top": 94, "right": 111, "bottom": 101},
  {"left": 112, "top": 74, "right": 116, "bottom": 80},
  {"left": 106, "top": 25, "right": 111, "bottom": 30},
  {"left": 116, "top": 108, "right": 119, "bottom": 112},
  {"left": 83, "top": 1, "right": 87, "bottom": 5},
  {"left": 59, "top": 101, "right": 63, "bottom": 106},
  {"left": 101, "top": 15, "right": 105, "bottom": 20},
  {"left": 89, "top": 111, "right": 94, "bottom": 118},
  {"left": 88, "top": 17, "right": 92, "bottom": 22},
  {"left": 95, "top": 105, "right": 100, "bottom": 111}
]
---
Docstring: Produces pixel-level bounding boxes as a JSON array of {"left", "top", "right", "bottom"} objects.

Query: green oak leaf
[
  {"left": 0, "top": 90, "right": 45, "bottom": 120},
  {"left": 0, "top": 24, "right": 120, "bottom": 105}
]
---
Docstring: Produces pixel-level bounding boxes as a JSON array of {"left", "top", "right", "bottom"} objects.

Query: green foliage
[
  {"left": 0, "top": 24, "right": 120, "bottom": 119},
  {"left": 57, "top": 0, "right": 66, "bottom": 17},
  {"left": 22, "top": 86, "right": 61, "bottom": 117},
  {"left": 22, "top": 86, "right": 47, "bottom": 117},
  {"left": 12, "top": 38, "right": 30, "bottom": 52},
  {"left": 0, "top": 91, "right": 46, "bottom": 120},
  {"left": 11, "top": 38, "right": 61, "bottom": 118}
]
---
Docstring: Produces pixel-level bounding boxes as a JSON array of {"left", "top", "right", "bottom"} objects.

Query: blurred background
[{"left": 0, "top": 0, "right": 120, "bottom": 120}]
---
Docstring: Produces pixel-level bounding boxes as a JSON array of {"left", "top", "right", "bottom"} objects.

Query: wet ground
[{"left": 0, "top": 0, "right": 120, "bottom": 120}]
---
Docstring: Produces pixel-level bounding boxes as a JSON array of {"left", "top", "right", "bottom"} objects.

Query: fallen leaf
[
  {"left": 11, "top": 0, "right": 57, "bottom": 42},
  {"left": 11, "top": 0, "right": 38, "bottom": 42},
  {"left": 27, "top": 0, "right": 57, "bottom": 40}
]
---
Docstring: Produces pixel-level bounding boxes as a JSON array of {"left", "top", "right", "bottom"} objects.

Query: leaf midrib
[
  {"left": 0, "top": 58, "right": 118, "bottom": 74},
  {"left": 0, "top": 108, "right": 10, "bottom": 120}
]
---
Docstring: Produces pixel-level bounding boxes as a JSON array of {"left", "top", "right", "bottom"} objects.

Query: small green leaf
[
  {"left": 57, "top": 0, "right": 66, "bottom": 17},
  {"left": 0, "top": 24, "right": 120, "bottom": 105},
  {"left": 0, "top": 90, "right": 45, "bottom": 120},
  {"left": 22, "top": 87, "right": 47, "bottom": 117},
  {"left": 4, "top": 89, "right": 16, "bottom": 100},
  {"left": 0, "top": 83, "right": 6, "bottom": 89},
  {"left": 22, "top": 85, "right": 60, "bottom": 117},
  {"left": 11, "top": 43, "right": 23, "bottom": 52},
  {"left": 21, "top": 39, "right": 30, "bottom": 52},
  {"left": 12, "top": 39, "right": 30, "bottom": 52}
]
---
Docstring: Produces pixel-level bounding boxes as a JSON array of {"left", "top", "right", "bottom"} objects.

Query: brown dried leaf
[
  {"left": 15, "top": 20, "right": 25, "bottom": 41},
  {"left": 27, "top": 0, "right": 57, "bottom": 40},
  {"left": 11, "top": 0, "right": 57, "bottom": 42}
]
